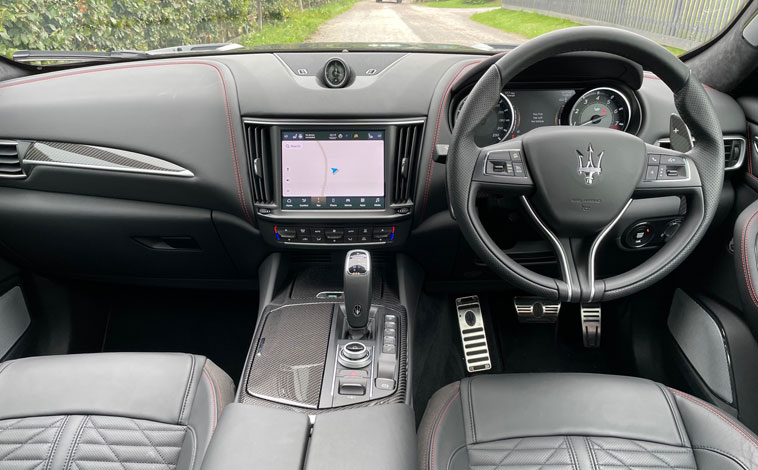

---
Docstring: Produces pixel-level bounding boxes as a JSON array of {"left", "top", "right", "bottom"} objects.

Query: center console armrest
[
  {"left": 305, "top": 404, "right": 416, "bottom": 470},
  {"left": 201, "top": 403, "right": 309, "bottom": 470}
]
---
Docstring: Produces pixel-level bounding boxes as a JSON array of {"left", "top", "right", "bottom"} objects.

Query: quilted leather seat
[
  {"left": 0, "top": 353, "right": 234, "bottom": 470},
  {"left": 419, "top": 373, "right": 758, "bottom": 470}
]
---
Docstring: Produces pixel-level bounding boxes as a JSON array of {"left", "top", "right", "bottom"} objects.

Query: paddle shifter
[{"left": 343, "top": 249, "right": 372, "bottom": 338}]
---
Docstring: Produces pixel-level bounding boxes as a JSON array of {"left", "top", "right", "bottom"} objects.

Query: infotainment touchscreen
[{"left": 281, "top": 130, "right": 385, "bottom": 210}]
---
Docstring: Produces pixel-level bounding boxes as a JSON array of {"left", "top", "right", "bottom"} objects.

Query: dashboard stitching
[
  {"left": 0, "top": 61, "right": 253, "bottom": 223},
  {"left": 421, "top": 60, "right": 481, "bottom": 220}
]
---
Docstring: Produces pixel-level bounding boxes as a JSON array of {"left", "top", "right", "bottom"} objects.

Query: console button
[
  {"left": 312, "top": 228, "right": 324, "bottom": 236},
  {"left": 384, "top": 328, "right": 396, "bottom": 337},
  {"left": 358, "top": 228, "right": 371, "bottom": 236},
  {"left": 382, "top": 344, "right": 396, "bottom": 354},
  {"left": 384, "top": 336, "right": 396, "bottom": 345},
  {"left": 277, "top": 227, "right": 297, "bottom": 239},
  {"left": 375, "top": 378, "right": 396, "bottom": 391},
  {"left": 296, "top": 227, "right": 310, "bottom": 237},
  {"left": 338, "top": 380, "right": 366, "bottom": 396},
  {"left": 358, "top": 235, "right": 371, "bottom": 243},
  {"left": 325, "top": 228, "right": 344, "bottom": 240},
  {"left": 626, "top": 223, "right": 655, "bottom": 248}
]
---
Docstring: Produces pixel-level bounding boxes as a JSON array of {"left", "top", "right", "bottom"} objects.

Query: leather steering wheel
[{"left": 448, "top": 26, "right": 724, "bottom": 303}]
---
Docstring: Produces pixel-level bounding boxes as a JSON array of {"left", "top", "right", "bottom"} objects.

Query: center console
[
  {"left": 236, "top": 251, "right": 417, "bottom": 411},
  {"left": 243, "top": 119, "right": 424, "bottom": 248}
]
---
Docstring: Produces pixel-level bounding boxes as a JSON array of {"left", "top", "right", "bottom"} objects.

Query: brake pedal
[
  {"left": 455, "top": 296, "right": 492, "bottom": 373},
  {"left": 513, "top": 297, "right": 561, "bottom": 323},
  {"left": 580, "top": 304, "right": 602, "bottom": 348}
]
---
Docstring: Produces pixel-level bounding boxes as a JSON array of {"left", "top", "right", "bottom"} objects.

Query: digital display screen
[
  {"left": 505, "top": 89, "right": 576, "bottom": 138},
  {"left": 281, "top": 130, "right": 385, "bottom": 210}
]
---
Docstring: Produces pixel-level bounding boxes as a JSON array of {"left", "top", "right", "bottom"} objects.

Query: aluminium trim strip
[{"left": 520, "top": 195, "right": 573, "bottom": 302}]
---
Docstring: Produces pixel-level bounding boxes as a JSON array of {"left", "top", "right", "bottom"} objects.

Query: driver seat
[{"left": 419, "top": 374, "right": 758, "bottom": 470}]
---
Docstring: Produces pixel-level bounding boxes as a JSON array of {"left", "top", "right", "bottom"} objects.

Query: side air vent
[
  {"left": 243, "top": 123, "right": 274, "bottom": 205},
  {"left": 655, "top": 136, "right": 746, "bottom": 171},
  {"left": 392, "top": 123, "right": 424, "bottom": 204},
  {"left": 0, "top": 140, "right": 24, "bottom": 178}
]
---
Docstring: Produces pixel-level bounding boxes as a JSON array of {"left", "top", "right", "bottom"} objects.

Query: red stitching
[
  {"left": 420, "top": 61, "right": 482, "bottom": 221},
  {"left": 740, "top": 208, "right": 758, "bottom": 309},
  {"left": 428, "top": 389, "right": 461, "bottom": 470},
  {"left": 205, "top": 364, "right": 224, "bottom": 410},
  {"left": 0, "top": 61, "right": 253, "bottom": 223},
  {"left": 202, "top": 368, "right": 219, "bottom": 432},
  {"left": 669, "top": 388, "right": 758, "bottom": 450}
]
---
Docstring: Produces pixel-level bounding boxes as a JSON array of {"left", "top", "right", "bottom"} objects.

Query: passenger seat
[{"left": 0, "top": 352, "right": 234, "bottom": 470}]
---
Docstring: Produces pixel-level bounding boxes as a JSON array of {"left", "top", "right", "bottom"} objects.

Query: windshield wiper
[
  {"left": 12, "top": 43, "right": 243, "bottom": 64},
  {"left": 12, "top": 49, "right": 148, "bottom": 64}
]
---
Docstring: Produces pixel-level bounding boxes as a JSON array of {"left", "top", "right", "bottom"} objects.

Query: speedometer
[
  {"left": 454, "top": 93, "right": 514, "bottom": 146},
  {"left": 568, "top": 87, "right": 631, "bottom": 131}
]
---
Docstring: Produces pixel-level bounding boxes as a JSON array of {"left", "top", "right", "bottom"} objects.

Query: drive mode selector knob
[{"left": 338, "top": 342, "right": 371, "bottom": 368}]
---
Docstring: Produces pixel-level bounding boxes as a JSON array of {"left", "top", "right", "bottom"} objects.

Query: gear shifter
[{"left": 343, "top": 249, "right": 372, "bottom": 338}]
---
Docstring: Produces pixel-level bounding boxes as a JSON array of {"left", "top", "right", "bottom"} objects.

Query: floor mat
[
  {"left": 490, "top": 297, "right": 634, "bottom": 375},
  {"left": 101, "top": 287, "right": 258, "bottom": 382}
]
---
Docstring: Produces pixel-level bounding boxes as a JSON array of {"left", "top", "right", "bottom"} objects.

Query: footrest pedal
[{"left": 455, "top": 296, "right": 492, "bottom": 373}]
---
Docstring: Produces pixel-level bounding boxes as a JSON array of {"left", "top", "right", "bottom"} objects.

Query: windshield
[{"left": 0, "top": 0, "right": 751, "bottom": 62}]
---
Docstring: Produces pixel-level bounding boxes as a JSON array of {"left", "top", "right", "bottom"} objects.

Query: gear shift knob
[{"left": 344, "top": 249, "right": 372, "bottom": 335}]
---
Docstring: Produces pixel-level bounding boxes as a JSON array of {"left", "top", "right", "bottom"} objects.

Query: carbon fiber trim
[
  {"left": 24, "top": 141, "right": 193, "bottom": 177},
  {"left": 246, "top": 303, "right": 334, "bottom": 408},
  {"left": 239, "top": 303, "right": 408, "bottom": 412}
]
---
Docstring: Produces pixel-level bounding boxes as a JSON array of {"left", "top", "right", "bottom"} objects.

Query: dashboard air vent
[
  {"left": 0, "top": 140, "right": 24, "bottom": 178},
  {"left": 723, "top": 137, "right": 746, "bottom": 170},
  {"left": 392, "top": 123, "right": 424, "bottom": 204},
  {"left": 243, "top": 123, "right": 274, "bottom": 205},
  {"left": 655, "top": 136, "right": 746, "bottom": 171}
]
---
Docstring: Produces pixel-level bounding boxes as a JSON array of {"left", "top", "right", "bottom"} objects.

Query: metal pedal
[
  {"left": 513, "top": 297, "right": 561, "bottom": 323},
  {"left": 455, "top": 296, "right": 492, "bottom": 373},
  {"left": 580, "top": 304, "right": 602, "bottom": 348}
]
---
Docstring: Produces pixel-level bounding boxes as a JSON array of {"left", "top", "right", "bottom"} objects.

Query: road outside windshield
[{"left": 0, "top": 0, "right": 751, "bottom": 59}]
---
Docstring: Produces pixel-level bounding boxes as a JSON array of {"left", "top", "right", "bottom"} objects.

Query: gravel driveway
[{"left": 307, "top": 1, "right": 527, "bottom": 46}]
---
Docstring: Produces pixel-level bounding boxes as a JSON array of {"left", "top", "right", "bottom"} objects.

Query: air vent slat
[
  {"left": 0, "top": 141, "right": 24, "bottom": 178},
  {"left": 391, "top": 122, "right": 424, "bottom": 205},
  {"left": 244, "top": 123, "right": 274, "bottom": 205}
]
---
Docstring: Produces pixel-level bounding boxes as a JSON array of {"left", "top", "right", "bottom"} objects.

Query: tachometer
[
  {"left": 568, "top": 87, "right": 631, "bottom": 131},
  {"left": 454, "top": 93, "right": 514, "bottom": 146}
]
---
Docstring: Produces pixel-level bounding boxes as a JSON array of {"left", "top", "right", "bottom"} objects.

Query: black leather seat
[
  {"left": 419, "top": 374, "right": 758, "bottom": 470},
  {"left": 0, "top": 352, "right": 234, "bottom": 470}
]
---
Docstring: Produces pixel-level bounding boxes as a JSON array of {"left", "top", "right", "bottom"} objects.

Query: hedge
[{"left": 0, "top": 0, "right": 256, "bottom": 58}]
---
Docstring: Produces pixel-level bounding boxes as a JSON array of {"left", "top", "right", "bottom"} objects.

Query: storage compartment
[
  {"left": 0, "top": 187, "right": 238, "bottom": 280},
  {"left": 201, "top": 404, "right": 310, "bottom": 470},
  {"left": 305, "top": 404, "right": 416, "bottom": 470},
  {"left": 200, "top": 403, "right": 416, "bottom": 470}
]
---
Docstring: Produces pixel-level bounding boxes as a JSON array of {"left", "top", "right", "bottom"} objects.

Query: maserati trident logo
[{"left": 576, "top": 144, "right": 604, "bottom": 185}]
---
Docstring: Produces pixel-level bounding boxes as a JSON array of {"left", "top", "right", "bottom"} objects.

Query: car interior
[{"left": 3, "top": 3, "right": 758, "bottom": 470}]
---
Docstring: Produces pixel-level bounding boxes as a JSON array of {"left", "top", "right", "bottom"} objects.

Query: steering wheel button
[
  {"left": 513, "top": 162, "right": 526, "bottom": 177},
  {"left": 510, "top": 150, "right": 522, "bottom": 161},
  {"left": 488, "top": 150, "right": 511, "bottom": 161},
  {"left": 645, "top": 166, "right": 659, "bottom": 180},
  {"left": 648, "top": 154, "right": 660, "bottom": 164},
  {"left": 661, "top": 155, "right": 685, "bottom": 165}
]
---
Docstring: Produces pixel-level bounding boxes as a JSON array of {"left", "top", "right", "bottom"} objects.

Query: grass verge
[
  {"left": 472, "top": 8, "right": 687, "bottom": 55},
  {"left": 240, "top": 0, "right": 359, "bottom": 47},
  {"left": 423, "top": 0, "right": 500, "bottom": 8}
]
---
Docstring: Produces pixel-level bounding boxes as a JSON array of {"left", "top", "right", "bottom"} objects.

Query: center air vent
[
  {"left": 0, "top": 140, "right": 24, "bottom": 178},
  {"left": 655, "top": 135, "right": 746, "bottom": 171},
  {"left": 392, "top": 123, "right": 424, "bottom": 205},
  {"left": 243, "top": 123, "right": 274, "bottom": 205}
]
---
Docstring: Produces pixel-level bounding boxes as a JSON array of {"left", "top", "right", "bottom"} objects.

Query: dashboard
[{"left": 0, "top": 50, "right": 747, "bottom": 284}]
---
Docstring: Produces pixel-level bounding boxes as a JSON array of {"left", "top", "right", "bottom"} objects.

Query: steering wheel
[{"left": 448, "top": 26, "right": 724, "bottom": 303}]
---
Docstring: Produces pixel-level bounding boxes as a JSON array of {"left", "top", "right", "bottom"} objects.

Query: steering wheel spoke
[
  {"left": 634, "top": 144, "right": 701, "bottom": 197},
  {"left": 471, "top": 139, "right": 534, "bottom": 194}
]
